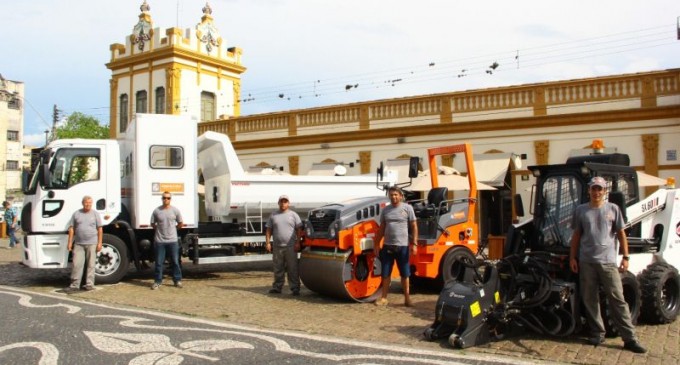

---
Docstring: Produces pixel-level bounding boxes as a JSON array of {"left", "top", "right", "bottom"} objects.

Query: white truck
[{"left": 20, "top": 114, "right": 395, "bottom": 283}]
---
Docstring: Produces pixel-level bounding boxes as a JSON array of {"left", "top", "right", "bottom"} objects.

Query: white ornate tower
[{"left": 106, "top": 1, "right": 246, "bottom": 137}]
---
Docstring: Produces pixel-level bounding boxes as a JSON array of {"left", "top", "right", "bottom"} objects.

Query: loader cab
[{"left": 524, "top": 155, "right": 639, "bottom": 254}]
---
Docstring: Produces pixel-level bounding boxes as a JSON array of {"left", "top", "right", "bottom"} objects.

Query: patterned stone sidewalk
[{"left": 1, "top": 239, "right": 677, "bottom": 365}]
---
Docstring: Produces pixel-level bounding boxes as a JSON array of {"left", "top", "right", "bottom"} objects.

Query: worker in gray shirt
[
  {"left": 265, "top": 195, "right": 303, "bottom": 296},
  {"left": 570, "top": 176, "right": 646, "bottom": 353},
  {"left": 64, "top": 196, "right": 103, "bottom": 293},
  {"left": 374, "top": 186, "right": 418, "bottom": 307},
  {"left": 150, "top": 191, "right": 184, "bottom": 290}
]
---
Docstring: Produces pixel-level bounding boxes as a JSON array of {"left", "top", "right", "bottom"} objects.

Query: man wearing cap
[
  {"left": 569, "top": 176, "right": 646, "bottom": 353},
  {"left": 265, "top": 195, "right": 303, "bottom": 295},
  {"left": 374, "top": 186, "right": 418, "bottom": 307}
]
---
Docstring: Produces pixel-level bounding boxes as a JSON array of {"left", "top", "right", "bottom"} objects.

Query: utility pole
[{"left": 51, "top": 104, "right": 60, "bottom": 142}]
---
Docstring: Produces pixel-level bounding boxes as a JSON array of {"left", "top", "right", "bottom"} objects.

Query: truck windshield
[{"left": 47, "top": 148, "right": 101, "bottom": 189}]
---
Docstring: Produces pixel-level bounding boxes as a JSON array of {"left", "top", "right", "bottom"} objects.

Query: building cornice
[
  {"left": 106, "top": 45, "right": 246, "bottom": 75},
  {"left": 231, "top": 105, "right": 680, "bottom": 150}
]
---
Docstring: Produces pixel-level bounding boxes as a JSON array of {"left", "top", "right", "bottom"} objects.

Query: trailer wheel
[
  {"left": 600, "top": 271, "right": 641, "bottom": 337},
  {"left": 441, "top": 247, "right": 477, "bottom": 284},
  {"left": 95, "top": 234, "right": 129, "bottom": 284},
  {"left": 639, "top": 262, "right": 680, "bottom": 324}
]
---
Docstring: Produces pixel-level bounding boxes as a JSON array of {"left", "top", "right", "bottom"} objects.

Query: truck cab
[{"left": 21, "top": 139, "right": 121, "bottom": 269}]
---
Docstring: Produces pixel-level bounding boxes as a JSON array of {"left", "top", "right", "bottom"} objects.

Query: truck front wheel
[{"left": 95, "top": 234, "right": 130, "bottom": 284}]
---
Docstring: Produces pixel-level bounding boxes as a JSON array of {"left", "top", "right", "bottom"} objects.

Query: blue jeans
[
  {"left": 379, "top": 245, "right": 411, "bottom": 278},
  {"left": 154, "top": 241, "right": 182, "bottom": 284},
  {"left": 7, "top": 226, "right": 17, "bottom": 248}
]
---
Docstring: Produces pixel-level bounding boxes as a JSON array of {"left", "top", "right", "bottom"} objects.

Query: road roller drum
[{"left": 299, "top": 248, "right": 383, "bottom": 302}]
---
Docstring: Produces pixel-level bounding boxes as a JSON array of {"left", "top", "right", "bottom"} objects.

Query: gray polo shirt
[
  {"left": 69, "top": 209, "right": 102, "bottom": 245},
  {"left": 379, "top": 203, "right": 416, "bottom": 247},
  {"left": 571, "top": 202, "right": 624, "bottom": 264}
]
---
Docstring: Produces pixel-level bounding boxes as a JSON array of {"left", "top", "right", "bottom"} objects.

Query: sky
[{"left": 1, "top": 0, "right": 679, "bottom": 147}]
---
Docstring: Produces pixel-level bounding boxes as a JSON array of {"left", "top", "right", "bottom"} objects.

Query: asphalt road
[{"left": 0, "top": 286, "right": 544, "bottom": 365}]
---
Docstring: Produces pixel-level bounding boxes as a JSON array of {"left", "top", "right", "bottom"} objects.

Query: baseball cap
[
  {"left": 588, "top": 176, "right": 607, "bottom": 188},
  {"left": 278, "top": 195, "right": 289, "bottom": 202}
]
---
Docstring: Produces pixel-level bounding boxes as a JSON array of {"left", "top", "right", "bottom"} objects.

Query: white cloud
[{"left": 24, "top": 133, "right": 48, "bottom": 148}]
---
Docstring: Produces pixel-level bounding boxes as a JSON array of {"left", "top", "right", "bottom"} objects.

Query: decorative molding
[
  {"left": 196, "top": 3, "right": 221, "bottom": 54},
  {"left": 218, "top": 105, "right": 680, "bottom": 151},
  {"left": 106, "top": 45, "right": 246, "bottom": 75},
  {"left": 534, "top": 140, "right": 549, "bottom": 166},
  {"left": 288, "top": 156, "right": 299, "bottom": 175},
  {"left": 441, "top": 155, "right": 453, "bottom": 168},
  {"left": 359, "top": 151, "right": 371, "bottom": 175},
  {"left": 642, "top": 134, "right": 659, "bottom": 195},
  {"left": 166, "top": 66, "right": 181, "bottom": 115},
  {"left": 233, "top": 80, "right": 241, "bottom": 116}
]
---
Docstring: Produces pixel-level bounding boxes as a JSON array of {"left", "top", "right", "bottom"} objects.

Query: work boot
[
  {"left": 623, "top": 341, "right": 647, "bottom": 354},
  {"left": 62, "top": 287, "right": 79, "bottom": 294},
  {"left": 268, "top": 288, "right": 281, "bottom": 294}
]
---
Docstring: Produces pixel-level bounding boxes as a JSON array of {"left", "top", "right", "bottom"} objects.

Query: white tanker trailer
[{"left": 20, "top": 114, "right": 395, "bottom": 284}]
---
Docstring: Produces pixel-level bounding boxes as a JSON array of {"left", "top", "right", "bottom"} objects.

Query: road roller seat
[{"left": 414, "top": 187, "right": 449, "bottom": 219}]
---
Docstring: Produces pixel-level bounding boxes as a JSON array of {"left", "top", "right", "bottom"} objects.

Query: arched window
[
  {"left": 119, "top": 94, "right": 129, "bottom": 133},
  {"left": 155, "top": 87, "right": 165, "bottom": 114},
  {"left": 136, "top": 90, "right": 148, "bottom": 113},
  {"left": 201, "top": 91, "right": 215, "bottom": 121}
]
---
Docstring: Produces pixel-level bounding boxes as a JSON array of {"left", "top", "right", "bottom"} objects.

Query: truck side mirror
[
  {"left": 408, "top": 157, "right": 419, "bottom": 178},
  {"left": 40, "top": 164, "right": 51, "bottom": 188},
  {"left": 376, "top": 162, "right": 384, "bottom": 181}
]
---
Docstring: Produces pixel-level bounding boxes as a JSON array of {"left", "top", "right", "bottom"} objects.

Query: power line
[{"left": 49, "top": 23, "right": 679, "bottom": 118}]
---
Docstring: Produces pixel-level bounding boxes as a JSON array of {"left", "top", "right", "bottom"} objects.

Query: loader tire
[
  {"left": 639, "top": 262, "right": 680, "bottom": 324},
  {"left": 600, "top": 270, "right": 641, "bottom": 337},
  {"left": 95, "top": 234, "right": 129, "bottom": 284},
  {"left": 441, "top": 247, "right": 477, "bottom": 284}
]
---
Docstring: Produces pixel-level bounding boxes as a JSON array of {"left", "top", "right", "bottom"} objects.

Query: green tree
[
  {"left": 54, "top": 112, "right": 108, "bottom": 185},
  {"left": 55, "top": 112, "right": 109, "bottom": 139}
]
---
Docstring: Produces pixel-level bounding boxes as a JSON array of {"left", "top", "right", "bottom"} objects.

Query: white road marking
[{"left": 0, "top": 342, "right": 59, "bottom": 365}]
